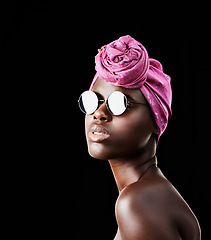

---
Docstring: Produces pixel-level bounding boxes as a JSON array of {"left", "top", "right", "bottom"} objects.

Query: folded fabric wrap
[{"left": 90, "top": 35, "right": 172, "bottom": 142}]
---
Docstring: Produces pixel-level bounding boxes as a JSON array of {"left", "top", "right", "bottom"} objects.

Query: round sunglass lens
[
  {"left": 78, "top": 91, "right": 98, "bottom": 114},
  {"left": 107, "top": 91, "right": 127, "bottom": 115}
]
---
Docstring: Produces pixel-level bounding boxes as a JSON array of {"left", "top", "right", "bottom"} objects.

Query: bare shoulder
[{"left": 115, "top": 169, "right": 201, "bottom": 240}]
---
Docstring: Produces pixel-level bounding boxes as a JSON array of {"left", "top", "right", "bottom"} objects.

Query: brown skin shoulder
[{"left": 115, "top": 167, "right": 201, "bottom": 240}]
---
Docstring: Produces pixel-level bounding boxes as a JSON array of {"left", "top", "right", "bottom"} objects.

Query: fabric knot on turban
[
  {"left": 90, "top": 35, "right": 172, "bottom": 142},
  {"left": 95, "top": 35, "right": 149, "bottom": 88}
]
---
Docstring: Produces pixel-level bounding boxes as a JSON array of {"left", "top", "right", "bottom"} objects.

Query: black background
[{"left": 2, "top": 1, "right": 210, "bottom": 239}]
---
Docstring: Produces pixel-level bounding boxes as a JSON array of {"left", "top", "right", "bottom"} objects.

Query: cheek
[
  {"left": 112, "top": 109, "right": 153, "bottom": 151},
  {"left": 85, "top": 114, "right": 90, "bottom": 134}
]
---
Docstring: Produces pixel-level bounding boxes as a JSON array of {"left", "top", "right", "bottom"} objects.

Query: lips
[{"left": 87, "top": 124, "right": 110, "bottom": 143}]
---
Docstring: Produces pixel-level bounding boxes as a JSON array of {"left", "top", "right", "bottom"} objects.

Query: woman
[{"left": 78, "top": 35, "right": 201, "bottom": 239}]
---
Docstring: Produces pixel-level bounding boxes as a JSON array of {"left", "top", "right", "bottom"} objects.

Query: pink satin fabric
[{"left": 90, "top": 35, "right": 172, "bottom": 141}]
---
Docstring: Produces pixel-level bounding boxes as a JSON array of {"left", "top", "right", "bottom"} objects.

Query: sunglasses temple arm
[{"left": 129, "top": 101, "right": 147, "bottom": 105}]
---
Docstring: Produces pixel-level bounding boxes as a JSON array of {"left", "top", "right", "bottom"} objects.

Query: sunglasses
[{"left": 78, "top": 90, "right": 147, "bottom": 116}]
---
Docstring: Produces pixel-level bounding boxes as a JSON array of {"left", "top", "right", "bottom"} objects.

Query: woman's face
[{"left": 85, "top": 78, "right": 156, "bottom": 160}]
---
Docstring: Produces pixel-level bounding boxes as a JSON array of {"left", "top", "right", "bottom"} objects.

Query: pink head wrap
[{"left": 90, "top": 35, "right": 172, "bottom": 141}]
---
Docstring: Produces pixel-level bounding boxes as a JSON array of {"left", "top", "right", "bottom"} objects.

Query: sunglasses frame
[{"left": 78, "top": 90, "right": 147, "bottom": 116}]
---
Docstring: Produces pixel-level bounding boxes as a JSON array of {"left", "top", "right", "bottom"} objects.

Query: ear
[{"left": 153, "top": 124, "right": 159, "bottom": 135}]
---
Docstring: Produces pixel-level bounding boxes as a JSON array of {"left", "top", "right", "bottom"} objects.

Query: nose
[{"left": 93, "top": 103, "right": 112, "bottom": 122}]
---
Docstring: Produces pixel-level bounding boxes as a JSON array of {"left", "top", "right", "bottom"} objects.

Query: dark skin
[{"left": 85, "top": 77, "right": 201, "bottom": 240}]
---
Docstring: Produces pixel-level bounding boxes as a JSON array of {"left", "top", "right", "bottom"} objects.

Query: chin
[
  {"left": 87, "top": 140, "right": 136, "bottom": 160},
  {"left": 87, "top": 142, "right": 112, "bottom": 160}
]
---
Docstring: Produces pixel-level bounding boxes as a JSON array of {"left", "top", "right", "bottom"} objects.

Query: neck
[{"left": 108, "top": 137, "right": 157, "bottom": 193}]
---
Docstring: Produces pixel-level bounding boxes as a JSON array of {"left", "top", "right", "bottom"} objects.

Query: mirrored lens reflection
[
  {"left": 78, "top": 91, "right": 128, "bottom": 116},
  {"left": 79, "top": 91, "right": 98, "bottom": 114},
  {"left": 107, "top": 91, "right": 127, "bottom": 115}
]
